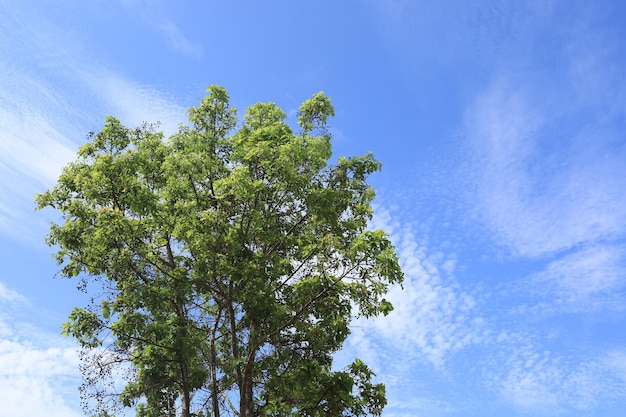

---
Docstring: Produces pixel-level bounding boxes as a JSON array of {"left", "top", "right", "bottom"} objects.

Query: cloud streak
[
  {"left": 157, "top": 19, "right": 203, "bottom": 59},
  {"left": 454, "top": 5, "right": 626, "bottom": 412},
  {"left": 465, "top": 77, "right": 626, "bottom": 259},
  {"left": 117, "top": 0, "right": 203, "bottom": 58},
  {"left": 0, "top": 1, "right": 186, "bottom": 240},
  {"left": 528, "top": 245, "right": 626, "bottom": 314}
]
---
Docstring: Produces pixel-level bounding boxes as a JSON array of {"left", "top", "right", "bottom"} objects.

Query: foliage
[{"left": 37, "top": 86, "right": 403, "bottom": 417}]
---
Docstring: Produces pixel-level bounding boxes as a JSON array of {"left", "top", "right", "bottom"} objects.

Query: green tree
[{"left": 37, "top": 86, "right": 403, "bottom": 417}]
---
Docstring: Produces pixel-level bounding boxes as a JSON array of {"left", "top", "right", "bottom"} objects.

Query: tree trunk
[
  {"left": 181, "top": 389, "right": 191, "bottom": 417},
  {"left": 240, "top": 320, "right": 257, "bottom": 417},
  {"left": 239, "top": 373, "right": 254, "bottom": 417},
  {"left": 210, "top": 332, "right": 220, "bottom": 417}
]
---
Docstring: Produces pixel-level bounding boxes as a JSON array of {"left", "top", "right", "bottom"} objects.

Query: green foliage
[{"left": 37, "top": 86, "right": 403, "bottom": 417}]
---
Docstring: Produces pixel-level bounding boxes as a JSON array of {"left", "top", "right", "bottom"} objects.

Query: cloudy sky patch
[{"left": 1, "top": 1, "right": 625, "bottom": 416}]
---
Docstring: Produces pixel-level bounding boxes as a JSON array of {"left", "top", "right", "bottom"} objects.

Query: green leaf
[{"left": 38, "top": 87, "right": 402, "bottom": 417}]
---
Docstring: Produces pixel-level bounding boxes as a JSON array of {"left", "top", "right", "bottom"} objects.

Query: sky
[{"left": 1, "top": 0, "right": 626, "bottom": 416}]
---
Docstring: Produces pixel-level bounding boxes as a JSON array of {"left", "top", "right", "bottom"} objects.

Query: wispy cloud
[
  {"left": 465, "top": 78, "right": 626, "bottom": 259},
  {"left": 157, "top": 19, "right": 203, "bottom": 59},
  {"left": 0, "top": 340, "right": 81, "bottom": 417},
  {"left": 0, "top": 282, "right": 82, "bottom": 417},
  {"left": 459, "top": 0, "right": 626, "bottom": 325},
  {"left": 0, "top": 75, "right": 79, "bottom": 240},
  {"left": 78, "top": 67, "right": 187, "bottom": 136},
  {"left": 117, "top": 0, "right": 203, "bottom": 58},
  {"left": 338, "top": 205, "right": 488, "bottom": 416},
  {"left": 463, "top": 4, "right": 626, "bottom": 260},
  {"left": 486, "top": 339, "right": 626, "bottom": 414},
  {"left": 526, "top": 245, "right": 626, "bottom": 314},
  {"left": 350, "top": 195, "right": 626, "bottom": 414},
  {"left": 363, "top": 207, "right": 485, "bottom": 368},
  {"left": 0, "top": 1, "right": 186, "bottom": 241},
  {"left": 454, "top": 6, "right": 626, "bottom": 413},
  {"left": 0, "top": 282, "right": 27, "bottom": 304}
]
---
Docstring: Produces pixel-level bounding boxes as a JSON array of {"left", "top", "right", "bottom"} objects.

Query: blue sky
[{"left": 1, "top": 1, "right": 626, "bottom": 416}]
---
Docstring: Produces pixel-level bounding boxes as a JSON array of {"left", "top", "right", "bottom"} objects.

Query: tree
[{"left": 37, "top": 86, "right": 403, "bottom": 417}]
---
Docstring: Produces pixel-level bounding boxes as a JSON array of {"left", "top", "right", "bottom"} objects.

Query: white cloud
[
  {"left": 352, "top": 207, "right": 485, "bottom": 369},
  {"left": 78, "top": 67, "right": 187, "bottom": 136},
  {"left": 529, "top": 245, "right": 626, "bottom": 313},
  {"left": 454, "top": 12, "right": 626, "bottom": 413},
  {"left": 0, "top": 341, "right": 81, "bottom": 417},
  {"left": 603, "top": 350, "right": 626, "bottom": 382},
  {"left": 358, "top": 197, "right": 626, "bottom": 414},
  {"left": 466, "top": 77, "right": 626, "bottom": 259},
  {"left": 372, "top": 234, "right": 482, "bottom": 367},
  {"left": 462, "top": 2, "right": 626, "bottom": 262},
  {"left": 0, "top": 282, "right": 82, "bottom": 417},
  {"left": 0, "top": 109, "right": 76, "bottom": 185},
  {"left": 489, "top": 341, "right": 626, "bottom": 414},
  {"left": 495, "top": 345, "right": 563, "bottom": 412},
  {"left": 384, "top": 396, "right": 459, "bottom": 417},
  {"left": 0, "top": 282, "right": 27, "bottom": 303},
  {"left": 0, "top": 1, "right": 186, "bottom": 240},
  {"left": 335, "top": 205, "right": 489, "bottom": 416}
]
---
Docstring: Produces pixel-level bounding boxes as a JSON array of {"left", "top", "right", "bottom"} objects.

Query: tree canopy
[{"left": 37, "top": 86, "right": 403, "bottom": 417}]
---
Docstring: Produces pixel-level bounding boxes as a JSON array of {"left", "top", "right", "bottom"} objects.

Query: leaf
[{"left": 38, "top": 87, "right": 402, "bottom": 417}]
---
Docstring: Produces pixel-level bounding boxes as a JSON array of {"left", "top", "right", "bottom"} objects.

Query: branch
[
  {"left": 221, "top": 391, "right": 240, "bottom": 416},
  {"left": 245, "top": 254, "right": 364, "bottom": 377}
]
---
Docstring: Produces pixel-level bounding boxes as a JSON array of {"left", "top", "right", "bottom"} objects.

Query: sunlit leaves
[{"left": 38, "top": 86, "right": 402, "bottom": 417}]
